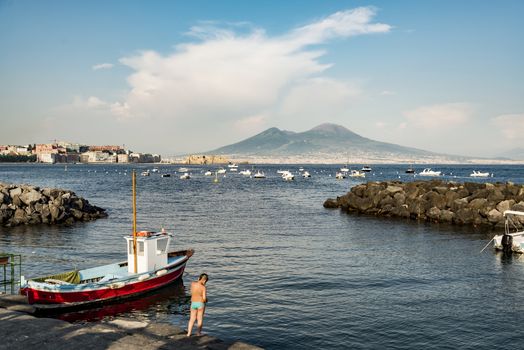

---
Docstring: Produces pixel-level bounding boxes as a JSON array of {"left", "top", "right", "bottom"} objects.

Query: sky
[{"left": 1, "top": 0, "right": 523, "bottom": 157}]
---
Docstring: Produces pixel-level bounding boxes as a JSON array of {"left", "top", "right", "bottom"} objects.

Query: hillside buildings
[{"left": 0, "top": 142, "right": 161, "bottom": 164}]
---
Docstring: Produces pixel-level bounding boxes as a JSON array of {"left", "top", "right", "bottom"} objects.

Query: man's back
[{"left": 191, "top": 281, "right": 206, "bottom": 302}]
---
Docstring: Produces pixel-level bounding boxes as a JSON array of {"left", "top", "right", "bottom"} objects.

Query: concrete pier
[{"left": 0, "top": 295, "right": 261, "bottom": 350}]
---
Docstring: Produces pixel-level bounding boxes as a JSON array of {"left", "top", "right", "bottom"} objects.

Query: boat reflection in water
[{"left": 51, "top": 279, "right": 188, "bottom": 323}]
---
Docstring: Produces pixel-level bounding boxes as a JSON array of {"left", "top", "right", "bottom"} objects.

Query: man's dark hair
[{"left": 199, "top": 273, "right": 209, "bottom": 281}]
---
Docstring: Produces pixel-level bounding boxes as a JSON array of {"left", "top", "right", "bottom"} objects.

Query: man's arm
[{"left": 202, "top": 286, "right": 207, "bottom": 303}]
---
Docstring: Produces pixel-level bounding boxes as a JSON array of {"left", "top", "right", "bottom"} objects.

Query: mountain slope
[{"left": 210, "top": 123, "right": 437, "bottom": 159}]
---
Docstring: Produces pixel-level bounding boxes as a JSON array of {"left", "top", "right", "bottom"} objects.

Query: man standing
[{"left": 187, "top": 273, "right": 208, "bottom": 336}]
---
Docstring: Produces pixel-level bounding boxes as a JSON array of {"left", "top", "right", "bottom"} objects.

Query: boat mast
[{"left": 132, "top": 170, "right": 137, "bottom": 273}]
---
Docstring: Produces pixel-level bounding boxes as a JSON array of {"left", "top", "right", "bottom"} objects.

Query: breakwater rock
[
  {"left": 324, "top": 180, "right": 524, "bottom": 227},
  {"left": 0, "top": 183, "right": 107, "bottom": 226}
]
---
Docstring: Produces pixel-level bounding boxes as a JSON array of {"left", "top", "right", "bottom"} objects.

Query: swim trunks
[{"left": 191, "top": 301, "right": 205, "bottom": 310}]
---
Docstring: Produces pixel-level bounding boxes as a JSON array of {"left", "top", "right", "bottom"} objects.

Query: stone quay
[
  {"left": 0, "top": 183, "right": 107, "bottom": 227},
  {"left": 324, "top": 180, "right": 524, "bottom": 227}
]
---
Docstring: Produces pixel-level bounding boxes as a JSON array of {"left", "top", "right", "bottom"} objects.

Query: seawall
[
  {"left": 0, "top": 183, "right": 107, "bottom": 227},
  {"left": 324, "top": 180, "right": 524, "bottom": 227},
  {"left": 0, "top": 295, "right": 261, "bottom": 350}
]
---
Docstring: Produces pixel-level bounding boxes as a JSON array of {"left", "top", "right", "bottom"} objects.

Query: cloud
[
  {"left": 492, "top": 113, "right": 524, "bottom": 140},
  {"left": 403, "top": 103, "right": 474, "bottom": 129},
  {"left": 71, "top": 7, "right": 390, "bottom": 151},
  {"left": 92, "top": 63, "right": 114, "bottom": 71}
]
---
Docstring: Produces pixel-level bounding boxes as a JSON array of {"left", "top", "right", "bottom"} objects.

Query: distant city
[{"left": 0, "top": 142, "right": 161, "bottom": 164}]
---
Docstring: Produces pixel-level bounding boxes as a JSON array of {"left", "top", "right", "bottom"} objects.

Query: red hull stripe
[{"left": 25, "top": 262, "right": 187, "bottom": 305}]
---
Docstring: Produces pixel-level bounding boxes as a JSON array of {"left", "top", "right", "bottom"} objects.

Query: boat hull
[{"left": 21, "top": 252, "right": 190, "bottom": 308}]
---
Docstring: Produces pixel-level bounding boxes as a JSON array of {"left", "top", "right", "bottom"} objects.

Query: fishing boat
[
  {"left": 228, "top": 163, "right": 238, "bottom": 172},
  {"left": 217, "top": 168, "right": 226, "bottom": 174},
  {"left": 141, "top": 170, "right": 150, "bottom": 176},
  {"left": 361, "top": 165, "right": 372, "bottom": 172},
  {"left": 302, "top": 171, "right": 311, "bottom": 178},
  {"left": 470, "top": 170, "right": 490, "bottom": 177},
  {"left": 418, "top": 168, "right": 441, "bottom": 176},
  {"left": 335, "top": 172, "right": 346, "bottom": 180},
  {"left": 20, "top": 171, "right": 193, "bottom": 309},
  {"left": 151, "top": 167, "right": 159, "bottom": 173},
  {"left": 340, "top": 166, "right": 350, "bottom": 173},
  {"left": 491, "top": 210, "right": 524, "bottom": 254},
  {"left": 204, "top": 170, "right": 213, "bottom": 176},
  {"left": 179, "top": 172, "right": 191, "bottom": 180},
  {"left": 239, "top": 169, "right": 251, "bottom": 176},
  {"left": 161, "top": 173, "right": 171, "bottom": 178},
  {"left": 178, "top": 167, "right": 189, "bottom": 172}
]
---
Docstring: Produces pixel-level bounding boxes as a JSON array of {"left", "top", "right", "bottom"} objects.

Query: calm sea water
[{"left": 1, "top": 163, "right": 524, "bottom": 349}]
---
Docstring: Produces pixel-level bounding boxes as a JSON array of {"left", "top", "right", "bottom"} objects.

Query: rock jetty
[
  {"left": 324, "top": 180, "right": 524, "bottom": 227},
  {"left": 0, "top": 183, "right": 107, "bottom": 227}
]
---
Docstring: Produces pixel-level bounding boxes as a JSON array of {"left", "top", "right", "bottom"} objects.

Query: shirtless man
[{"left": 187, "top": 273, "right": 208, "bottom": 336}]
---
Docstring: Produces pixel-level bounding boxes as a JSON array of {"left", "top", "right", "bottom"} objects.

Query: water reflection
[{"left": 48, "top": 279, "right": 188, "bottom": 323}]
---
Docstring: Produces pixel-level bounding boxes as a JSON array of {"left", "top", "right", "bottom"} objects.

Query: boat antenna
[{"left": 132, "top": 170, "right": 138, "bottom": 274}]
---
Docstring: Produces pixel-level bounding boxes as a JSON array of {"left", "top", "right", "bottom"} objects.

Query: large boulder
[
  {"left": 496, "top": 200, "right": 515, "bottom": 214},
  {"left": 487, "top": 209, "right": 503, "bottom": 224},
  {"left": 20, "top": 190, "right": 43, "bottom": 206}
]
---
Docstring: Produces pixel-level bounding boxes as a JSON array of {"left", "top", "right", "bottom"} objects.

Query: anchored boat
[
  {"left": 492, "top": 210, "right": 524, "bottom": 254},
  {"left": 20, "top": 171, "right": 193, "bottom": 308}
]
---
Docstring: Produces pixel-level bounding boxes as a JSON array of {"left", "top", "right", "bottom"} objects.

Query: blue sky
[{"left": 1, "top": 0, "right": 523, "bottom": 157}]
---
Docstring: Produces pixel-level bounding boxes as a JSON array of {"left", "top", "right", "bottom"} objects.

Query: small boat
[
  {"left": 340, "top": 167, "right": 349, "bottom": 173},
  {"left": 302, "top": 171, "right": 311, "bottom": 178},
  {"left": 178, "top": 167, "right": 189, "bottom": 172},
  {"left": 20, "top": 171, "right": 193, "bottom": 309},
  {"left": 281, "top": 171, "right": 294, "bottom": 181},
  {"left": 418, "top": 168, "right": 441, "bottom": 176},
  {"left": 405, "top": 165, "right": 415, "bottom": 174},
  {"left": 228, "top": 163, "right": 238, "bottom": 171},
  {"left": 239, "top": 169, "right": 251, "bottom": 176},
  {"left": 349, "top": 170, "right": 365, "bottom": 178},
  {"left": 335, "top": 172, "right": 346, "bottom": 180},
  {"left": 141, "top": 170, "right": 150, "bottom": 176},
  {"left": 253, "top": 171, "right": 266, "bottom": 179},
  {"left": 151, "top": 168, "right": 159, "bottom": 173},
  {"left": 161, "top": 174, "right": 171, "bottom": 178},
  {"left": 361, "top": 165, "right": 372, "bottom": 172},
  {"left": 217, "top": 168, "right": 226, "bottom": 174},
  {"left": 179, "top": 172, "right": 191, "bottom": 180},
  {"left": 204, "top": 170, "right": 213, "bottom": 176},
  {"left": 298, "top": 167, "right": 304, "bottom": 172},
  {"left": 470, "top": 170, "right": 490, "bottom": 177},
  {"left": 491, "top": 210, "right": 524, "bottom": 254}
]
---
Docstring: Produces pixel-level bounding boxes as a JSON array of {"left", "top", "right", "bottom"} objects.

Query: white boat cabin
[{"left": 125, "top": 231, "right": 171, "bottom": 274}]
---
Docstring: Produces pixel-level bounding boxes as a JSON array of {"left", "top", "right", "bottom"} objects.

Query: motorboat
[
  {"left": 179, "top": 172, "right": 191, "bottom": 180},
  {"left": 217, "top": 168, "right": 226, "bottom": 174},
  {"left": 20, "top": 171, "right": 193, "bottom": 309},
  {"left": 349, "top": 170, "right": 365, "bottom": 178},
  {"left": 335, "top": 172, "right": 346, "bottom": 180},
  {"left": 491, "top": 210, "right": 524, "bottom": 254},
  {"left": 178, "top": 167, "right": 189, "bottom": 172},
  {"left": 361, "top": 166, "right": 372, "bottom": 172},
  {"left": 253, "top": 171, "right": 266, "bottom": 179},
  {"left": 418, "top": 168, "right": 441, "bottom": 176},
  {"left": 298, "top": 167, "right": 304, "bottom": 172},
  {"left": 141, "top": 170, "right": 150, "bottom": 176},
  {"left": 151, "top": 168, "right": 159, "bottom": 173},
  {"left": 204, "top": 170, "right": 213, "bottom": 176},
  {"left": 302, "top": 171, "right": 311, "bottom": 178},
  {"left": 228, "top": 163, "right": 238, "bottom": 171},
  {"left": 340, "top": 167, "right": 350, "bottom": 173},
  {"left": 281, "top": 171, "right": 294, "bottom": 181},
  {"left": 161, "top": 174, "right": 171, "bottom": 178},
  {"left": 405, "top": 166, "right": 415, "bottom": 174},
  {"left": 470, "top": 170, "right": 490, "bottom": 177},
  {"left": 239, "top": 169, "right": 252, "bottom": 176}
]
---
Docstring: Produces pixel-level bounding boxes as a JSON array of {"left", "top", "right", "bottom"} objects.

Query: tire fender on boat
[
  {"left": 138, "top": 274, "right": 150, "bottom": 281},
  {"left": 109, "top": 282, "right": 125, "bottom": 289},
  {"left": 156, "top": 269, "right": 167, "bottom": 276}
]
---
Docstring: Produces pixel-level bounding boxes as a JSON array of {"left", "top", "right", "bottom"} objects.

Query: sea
[{"left": 1, "top": 163, "right": 524, "bottom": 349}]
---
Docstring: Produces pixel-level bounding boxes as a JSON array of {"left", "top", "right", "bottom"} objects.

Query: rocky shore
[
  {"left": 324, "top": 180, "right": 524, "bottom": 227},
  {"left": 0, "top": 183, "right": 107, "bottom": 227}
]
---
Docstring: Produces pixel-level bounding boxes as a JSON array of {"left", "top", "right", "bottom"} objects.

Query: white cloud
[
  {"left": 92, "top": 63, "right": 114, "bottom": 71},
  {"left": 71, "top": 7, "right": 390, "bottom": 152},
  {"left": 492, "top": 113, "right": 524, "bottom": 140},
  {"left": 403, "top": 103, "right": 474, "bottom": 129}
]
